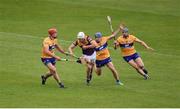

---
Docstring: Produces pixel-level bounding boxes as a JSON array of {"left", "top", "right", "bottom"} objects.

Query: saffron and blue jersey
[
  {"left": 41, "top": 37, "right": 58, "bottom": 58},
  {"left": 95, "top": 36, "right": 110, "bottom": 60},
  {"left": 116, "top": 35, "right": 138, "bottom": 56}
]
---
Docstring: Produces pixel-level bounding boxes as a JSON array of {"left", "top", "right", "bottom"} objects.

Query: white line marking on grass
[
  {"left": 0, "top": 31, "right": 179, "bottom": 58},
  {"left": 0, "top": 31, "right": 72, "bottom": 44}
]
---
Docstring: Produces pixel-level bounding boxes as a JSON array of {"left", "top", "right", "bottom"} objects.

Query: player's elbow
[
  {"left": 111, "top": 35, "right": 115, "bottom": 39},
  {"left": 140, "top": 41, "right": 145, "bottom": 45},
  {"left": 68, "top": 47, "right": 73, "bottom": 53},
  {"left": 44, "top": 49, "right": 50, "bottom": 54},
  {"left": 68, "top": 47, "right": 71, "bottom": 52}
]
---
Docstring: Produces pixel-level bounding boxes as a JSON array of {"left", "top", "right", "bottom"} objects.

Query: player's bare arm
[
  {"left": 119, "top": 23, "right": 125, "bottom": 31},
  {"left": 55, "top": 44, "right": 68, "bottom": 55},
  {"left": 82, "top": 40, "right": 97, "bottom": 50},
  {"left": 135, "top": 38, "right": 154, "bottom": 51},
  {"left": 68, "top": 42, "right": 77, "bottom": 56},
  {"left": 113, "top": 40, "right": 119, "bottom": 50},
  {"left": 108, "top": 24, "right": 123, "bottom": 40}
]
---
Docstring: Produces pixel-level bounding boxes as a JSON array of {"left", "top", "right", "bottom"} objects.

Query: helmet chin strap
[
  {"left": 123, "top": 34, "right": 129, "bottom": 38},
  {"left": 49, "top": 35, "right": 57, "bottom": 39}
]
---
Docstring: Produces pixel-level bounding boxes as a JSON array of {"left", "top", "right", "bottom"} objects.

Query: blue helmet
[
  {"left": 94, "top": 32, "right": 102, "bottom": 38},
  {"left": 122, "top": 28, "right": 129, "bottom": 33}
]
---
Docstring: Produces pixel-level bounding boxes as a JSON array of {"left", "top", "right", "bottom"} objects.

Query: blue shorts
[
  {"left": 96, "top": 57, "right": 112, "bottom": 68},
  {"left": 41, "top": 58, "right": 56, "bottom": 65},
  {"left": 123, "top": 53, "right": 140, "bottom": 62}
]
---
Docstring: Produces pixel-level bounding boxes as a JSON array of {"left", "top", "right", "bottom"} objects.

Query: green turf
[{"left": 0, "top": 0, "right": 180, "bottom": 107}]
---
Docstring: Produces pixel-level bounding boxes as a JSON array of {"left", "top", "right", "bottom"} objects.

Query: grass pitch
[{"left": 0, "top": 0, "right": 180, "bottom": 107}]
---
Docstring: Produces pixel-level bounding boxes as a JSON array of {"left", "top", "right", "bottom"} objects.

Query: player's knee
[
  {"left": 97, "top": 73, "right": 101, "bottom": 76},
  {"left": 87, "top": 65, "right": 91, "bottom": 69},
  {"left": 50, "top": 67, "right": 57, "bottom": 73},
  {"left": 109, "top": 66, "right": 115, "bottom": 72},
  {"left": 139, "top": 66, "right": 145, "bottom": 69},
  {"left": 89, "top": 63, "right": 94, "bottom": 67},
  {"left": 88, "top": 66, "right": 93, "bottom": 70},
  {"left": 135, "top": 66, "right": 141, "bottom": 71},
  {"left": 96, "top": 70, "right": 101, "bottom": 76}
]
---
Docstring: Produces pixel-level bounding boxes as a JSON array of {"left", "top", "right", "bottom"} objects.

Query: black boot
[
  {"left": 59, "top": 83, "right": 65, "bottom": 88},
  {"left": 41, "top": 75, "right": 46, "bottom": 85}
]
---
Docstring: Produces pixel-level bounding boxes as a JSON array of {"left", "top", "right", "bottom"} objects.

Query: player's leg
[
  {"left": 41, "top": 58, "right": 53, "bottom": 85},
  {"left": 83, "top": 56, "right": 94, "bottom": 84},
  {"left": 128, "top": 60, "right": 148, "bottom": 79},
  {"left": 89, "top": 62, "right": 95, "bottom": 80},
  {"left": 106, "top": 62, "right": 119, "bottom": 80},
  {"left": 95, "top": 59, "right": 103, "bottom": 76},
  {"left": 95, "top": 67, "right": 102, "bottom": 76},
  {"left": 88, "top": 52, "right": 96, "bottom": 81},
  {"left": 135, "top": 57, "right": 148, "bottom": 74},
  {"left": 86, "top": 63, "right": 94, "bottom": 84},
  {"left": 106, "top": 62, "right": 123, "bottom": 85},
  {"left": 42, "top": 71, "right": 53, "bottom": 80},
  {"left": 41, "top": 71, "right": 53, "bottom": 85},
  {"left": 44, "top": 72, "right": 53, "bottom": 79},
  {"left": 46, "top": 63, "right": 64, "bottom": 88}
]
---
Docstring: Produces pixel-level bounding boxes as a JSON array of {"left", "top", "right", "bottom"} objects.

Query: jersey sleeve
[
  {"left": 73, "top": 40, "right": 78, "bottom": 46},
  {"left": 55, "top": 39, "right": 59, "bottom": 45},
  {"left": 116, "top": 37, "right": 121, "bottom": 44},
  {"left": 43, "top": 39, "right": 49, "bottom": 46},
  {"left": 131, "top": 35, "right": 140, "bottom": 42},
  {"left": 87, "top": 36, "right": 93, "bottom": 42},
  {"left": 103, "top": 36, "right": 110, "bottom": 42}
]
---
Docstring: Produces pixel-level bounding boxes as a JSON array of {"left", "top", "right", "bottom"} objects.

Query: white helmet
[{"left": 77, "top": 32, "right": 85, "bottom": 39}]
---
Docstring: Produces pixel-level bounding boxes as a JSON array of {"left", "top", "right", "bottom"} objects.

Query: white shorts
[{"left": 83, "top": 52, "right": 96, "bottom": 63}]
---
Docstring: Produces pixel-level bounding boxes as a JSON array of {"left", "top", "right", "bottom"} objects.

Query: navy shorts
[
  {"left": 41, "top": 58, "right": 56, "bottom": 65},
  {"left": 123, "top": 53, "right": 140, "bottom": 62},
  {"left": 96, "top": 57, "right": 112, "bottom": 68}
]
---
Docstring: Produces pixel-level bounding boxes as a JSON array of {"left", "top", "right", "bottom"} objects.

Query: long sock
[
  {"left": 89, "top": 68, "right": 93, "bottom": 80},
  {"left": 87, "top": 68, "right": 93, "bottom": 80},
  {"left": 143, "top": 69, "right": 148, "bottom": 74},
  {"left": 45, "top": 73, "right": 53, "bottom": 79}
]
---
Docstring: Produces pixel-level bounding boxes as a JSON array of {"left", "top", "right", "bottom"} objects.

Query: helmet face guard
[
  {"left": 122, "top": 28, "right": 128, "bottom": 33},
  {"left": 77, "top": 32, "right": 85, "bottom": 39},
  {"left": 122, "top": 28, "right": 129, "bottom": 37},
  {"left": 94, "top": 32, "right": 102, "bottom": 38}
]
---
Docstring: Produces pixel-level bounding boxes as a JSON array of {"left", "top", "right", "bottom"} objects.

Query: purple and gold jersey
[{"left": 73, "top": 36, "right": 95, "bottom": 56}]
